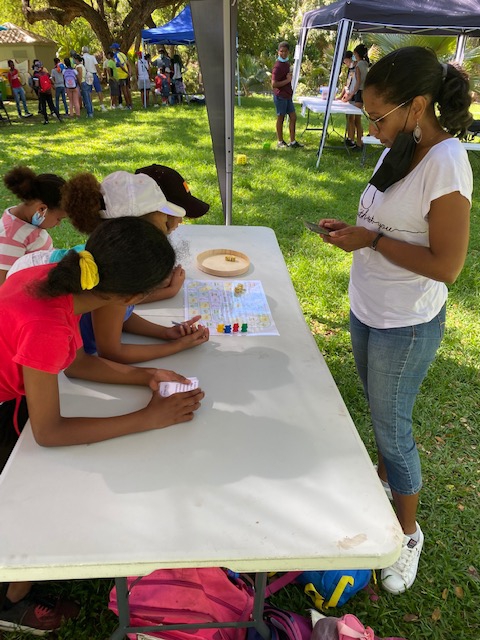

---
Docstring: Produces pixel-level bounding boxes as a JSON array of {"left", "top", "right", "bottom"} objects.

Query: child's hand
[
  {"left": 148, "top": 369, "right": 191, "bottom": 392},
  {"left": 167, "top": 264, "right": 185, "bottom": 295},
  {"left": 176, "top": 324, "right": 210, "bottom": 350},
  {"left": 165, "top": 315, "right": 202, "bottom": 340},
  {"left": 144, "top": 387, "right": 205, "bottom": 428}
]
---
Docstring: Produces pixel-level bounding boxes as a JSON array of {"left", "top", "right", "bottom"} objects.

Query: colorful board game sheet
[{"left": 184, "top": 279, "right": 279, "bottom": 336}]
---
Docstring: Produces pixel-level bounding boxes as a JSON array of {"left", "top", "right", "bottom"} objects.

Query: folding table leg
[
  {"left": 252, "top": 572, "right": 271, "bottom": 640},
  {"left": 110, "top": 577, "right": 129, "bottom": 640}
]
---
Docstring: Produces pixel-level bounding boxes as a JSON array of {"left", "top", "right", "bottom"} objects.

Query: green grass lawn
[{"left": 0, "top": 94, "right": 478, "bottom": 640}]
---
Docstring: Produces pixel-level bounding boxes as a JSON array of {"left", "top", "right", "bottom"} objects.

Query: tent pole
[
  {"left": 223, "top": 0, "right": 233, "bottom": 225},
  {"left": 316, "top": 19, "right": 351, "bottom": 168},
  {"left": 292, "top": 27, "right": 308, "bottom": 94},
  {"left": 236, "top": 34, "right": 241, "bottom": 106},
  {"left": 454, "top": 34, "right": 466, "bottom": 63}
]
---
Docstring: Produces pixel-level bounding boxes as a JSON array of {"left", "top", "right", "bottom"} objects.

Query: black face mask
[{"left": 369, "top": 131, "right": 416, "bottom": 192}]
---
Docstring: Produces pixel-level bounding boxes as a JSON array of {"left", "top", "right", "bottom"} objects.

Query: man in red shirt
[
  {"left": 6, "top": 60, "right": 33, "bottom": 118},
  {"left": 271, "top": 42, "right": 303, "bottom": 149}
]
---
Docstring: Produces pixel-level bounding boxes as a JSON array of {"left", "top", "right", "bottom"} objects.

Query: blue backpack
[{"left": 268, "top": 569, "right": 372, "bottom": 610}]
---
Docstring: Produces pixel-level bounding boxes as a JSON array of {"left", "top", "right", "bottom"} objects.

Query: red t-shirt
[
  {"left": 7, "top": 69, "right": 22, "bottom": 90},
  {"left": 272, "top": 60, "right": 293, "bottom": 99},
  {"left": 0, "top": 264, "right": 82, "bottom": 401}
]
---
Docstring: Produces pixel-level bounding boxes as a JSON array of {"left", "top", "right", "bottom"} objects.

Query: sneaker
[
  {"left": 154, "top": 103, "right": 160, "bottom": 108},
  {"left": 24, "top": 112, "right": 34, "bottom": 118},
  {"left": 117, "top": 104, "right": 124, "bottom": 110},
  {"left": 100, "top": 104, "right": 107, "bottom": 111},
  {"left": 381, "top": 524, "right": 424, "bottom": 594},
  {"left": 373, "top": 464, "right": 393, "bottom": 501},
  {"left": 42, "top": 120, "right": 49, "bottom": 125},
  {"left": 0, "top": 595, "right": 80, "bottom": 635},
  {"left": 277, "top": 141, "right": 288, "bottom": 148},
  {"left": 288, "top": 140, "right": 304, "bottom": 148},
  {"left": 345, "top": 138, "right": 356, "bottom": 148}
]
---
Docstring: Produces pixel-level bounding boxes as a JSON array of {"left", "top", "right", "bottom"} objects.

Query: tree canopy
[{"left": 19, "top": 0, "right": 183, "bottom": 53}]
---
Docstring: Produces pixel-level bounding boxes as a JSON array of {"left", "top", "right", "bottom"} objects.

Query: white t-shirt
[
  {"left": 137, "top": 58, "right": 150, "bottom": 80},
  {"left": 349, "top": 138, "right": 472, "bottom": 329},
  {"left": 82, "top": 52, "right": 98, "bottom": 74}
]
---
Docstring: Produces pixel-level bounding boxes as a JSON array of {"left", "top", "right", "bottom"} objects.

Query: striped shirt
[{"left": 0, "top": 209, "right": 53, "bottom": 272}]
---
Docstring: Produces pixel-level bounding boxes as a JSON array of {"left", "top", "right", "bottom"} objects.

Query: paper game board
[{"left": 184, "top": 279, "right": 279, "bottom": 336}]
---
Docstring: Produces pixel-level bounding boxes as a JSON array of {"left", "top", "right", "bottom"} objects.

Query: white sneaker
[
  {"left": 381, "top": 524, "right": 424, "bottom": 594},
  {"left": 117, "top": 104, "right": 124, "bottom": 110},
  {"left": 100, "top": 104, "right": 107, "bottom": 111},
  {"left": 373, "top": 464, "right": 393, "bottom": 501}
]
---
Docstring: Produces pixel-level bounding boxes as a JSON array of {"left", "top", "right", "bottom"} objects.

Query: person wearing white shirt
[{"left": 81, "top": 45, "right": 107, "bottom": 111}]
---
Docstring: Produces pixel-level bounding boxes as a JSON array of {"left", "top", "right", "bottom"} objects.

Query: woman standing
[
  {"left": 345, "top": 43, "right": 369, "bottom": 149},
  {"left": 320, "top": 47, "right": 472, "bottom": 594},
  {"left": 63, "top": 58, "right": 81, "bottom": 117},
  {"left": 73, "top": 53, "right": 93, "bottom": 118}
]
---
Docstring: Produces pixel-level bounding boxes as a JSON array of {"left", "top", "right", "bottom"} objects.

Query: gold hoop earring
[{"left": 413, "top": 121, "right": 422, "bottom": 144}]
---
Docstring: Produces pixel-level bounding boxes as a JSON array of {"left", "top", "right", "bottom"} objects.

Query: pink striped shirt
[{"left": 0, "top": 208, "right": 53, "bottom": 272}]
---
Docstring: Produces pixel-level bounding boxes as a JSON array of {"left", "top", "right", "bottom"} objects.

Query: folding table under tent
[
  {"left": 142, "top": 1, "right": 237, "bottom": 225},
  {"left": 293, "top": 0, "right": 480, "bottom": 168}
]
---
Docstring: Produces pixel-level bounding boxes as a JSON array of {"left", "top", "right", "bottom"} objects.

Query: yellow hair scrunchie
[{"left": 78, "top": 250, "right": 100, "bottom": 290}]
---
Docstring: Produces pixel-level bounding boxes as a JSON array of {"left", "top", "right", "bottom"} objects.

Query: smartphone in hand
[{"left": 303, "top": 220, "right": 331, "bottom": 236}]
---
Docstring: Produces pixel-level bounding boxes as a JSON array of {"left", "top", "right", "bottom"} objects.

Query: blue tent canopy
[{"left": 142, "top": 5, "right": 195, "bottom": 45}]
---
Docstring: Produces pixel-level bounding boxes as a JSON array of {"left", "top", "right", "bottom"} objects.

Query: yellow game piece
[
  {"left": 217, "top": 324, "right": 225, "bottom": 333},
  {"left": 225, "top": 255, "right": 237, "bottom": 262}
]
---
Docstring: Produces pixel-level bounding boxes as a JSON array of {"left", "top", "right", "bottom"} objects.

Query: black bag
[{"left": 466, "top": 119, "right": 480, "bottom": 141}]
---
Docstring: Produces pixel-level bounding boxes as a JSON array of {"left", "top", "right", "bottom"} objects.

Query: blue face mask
[
  {"left": 32, "top": 209, "right": 46, "bottom": 227},
  {"left": 277, "top": 56, "right": 289, "bottom": 63}
]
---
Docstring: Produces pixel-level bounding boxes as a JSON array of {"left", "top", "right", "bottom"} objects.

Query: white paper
[{"left": 159, "top": 377, "right": 199, "bottom": 397}]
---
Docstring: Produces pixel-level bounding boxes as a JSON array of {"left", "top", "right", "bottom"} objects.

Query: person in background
[
  {"left": 105, "top": 51, "right": 119, "bottom": 109},
  {"left": 319, "top": 46, "right": 472, "bottom": 595},
  {"left": 51, "top": 57, "right": 69, "bottom": 117},
  {"left": 344, "top": 43, "right": 370, "bottom": 150},
  {"left": 154, "top": 48, "right": 171, "bottom": 71},
  {"left": 73, "top": 53, "right": 94, "bottom": 118},
  {"left": 62, "top": 57, "right": 81, "bottom": 118},
  {"left": 137, "top": 52, "right": 151, "bottom": 107},
  {"left": 37, "top": 64, "right": 62, "bottom": 125},
  {"left": 0, "top": 167, "right": 66, "bottom": 285},
  {"left": 111, "top": 42, "right": 132, "bottom": 109},
  {"left": 81, "top": 45, "right": 107, "bottom": 112},
  {"left": 6, "top": 60, "right": 32, "bottom": 118},
  {"left": 154, "top": 66, "right": 170, "bottom": 106},
  {"left": 271, "top": 41, "right": 303, "bottom": 149},
  {"left": 338, "top": 51, "right": 357, "bottom": 148},
  {"left": 171, "top": 53, "right": 186, "bottom": 104}
]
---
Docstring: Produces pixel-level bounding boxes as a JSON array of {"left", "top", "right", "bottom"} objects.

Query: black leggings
[{"left": 0, "top": 398, "right": 28, "bottom": 473}]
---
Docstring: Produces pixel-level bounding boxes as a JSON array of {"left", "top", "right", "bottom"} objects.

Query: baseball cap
[
  {"left": 135, "top": 164, "right": 210, "bottom": 219},
  {"left": 100, "top": 171, "right": 186, "bottom": 219},
  {"left": 111, "top": 43, "right": 121, "bottom": 50}
]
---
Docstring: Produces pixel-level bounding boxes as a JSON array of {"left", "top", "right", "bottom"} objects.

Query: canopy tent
[
  {"left": 142, "top": 2, "right": 236, "bottom": 224},
  {"left": 142, "top": 5, "right": 194, "bottom": 46},
  {"left": 293, "top": 0, "right": 480, "bottom": 168}
]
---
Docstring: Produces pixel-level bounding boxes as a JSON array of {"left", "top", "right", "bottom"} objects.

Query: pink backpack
[{"left": 109, "top": 568, "right": 254, "bottom": 640}]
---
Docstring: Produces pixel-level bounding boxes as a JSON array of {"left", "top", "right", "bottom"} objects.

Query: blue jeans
[
  {"left": 80, "top": 82, "right": 93, "bottom": 116},
  {"left": 55, "top": 86, "right": 69, "bottom": 114},
  {"left": 12, "top": 86, "right": 29, "bottom": 115},
  {"left": 350, "top": 305, "right": 446, "bottom": 495}
]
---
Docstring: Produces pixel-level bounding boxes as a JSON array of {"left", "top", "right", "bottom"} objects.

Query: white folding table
[{"left": 0, "top": 225, "right": 402, "bottom": 639}]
